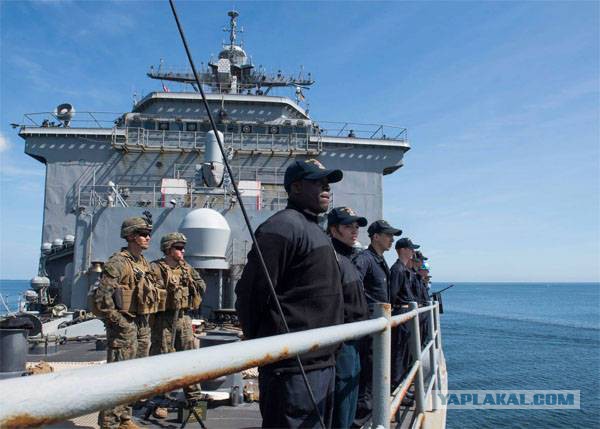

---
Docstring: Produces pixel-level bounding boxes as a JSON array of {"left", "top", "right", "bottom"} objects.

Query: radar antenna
[
  {"left": 168, "top": 3, "right": 325, "bottom": 428},
  {"left": 224, "top": 10, "right": 243, "bottom": 47}
]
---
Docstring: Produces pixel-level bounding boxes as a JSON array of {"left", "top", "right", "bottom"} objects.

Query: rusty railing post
[
  {"left": 409, "top": 301, "right": 426, "bottom": 414},
  {"left": 372, "top": 302, "right": 391, "bottom": 428}
]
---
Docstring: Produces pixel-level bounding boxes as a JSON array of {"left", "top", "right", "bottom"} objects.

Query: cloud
[{"left": 0, "top": 132, "right": 8, "bottom": 152}]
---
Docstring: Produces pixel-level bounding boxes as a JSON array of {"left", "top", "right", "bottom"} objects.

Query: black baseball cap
[
  {"left": 327, "top": 206, "right": 368, "bottom": 228},
  {"left": 395, "top": 237, "right": 420, "bottom": 250},
  {"left": 283, "top": 158, "right": 343, "bottom": 192},
  {"left": 367, "top": 220, "right": 402, "bottom": 237}
]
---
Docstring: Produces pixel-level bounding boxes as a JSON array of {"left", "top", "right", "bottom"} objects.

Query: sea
[{"left": 1, "top": 280, "right": 599, "bottom": 428}]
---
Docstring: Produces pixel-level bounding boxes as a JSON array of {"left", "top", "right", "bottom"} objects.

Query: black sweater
[
  {"left": 235, "top": 203, "right": 344, "bottom": 372},
  {"left": 331, "top": 238, "right": 369, "bottom": 324},
  {"left": 353, "top": 245, "right": 391, "bottom": 304},
  {"left": 390, "top": 259, "right": 415, "bottom": 306}
]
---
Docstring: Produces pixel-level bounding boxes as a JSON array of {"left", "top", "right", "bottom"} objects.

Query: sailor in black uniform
[
  {"left": 327, "top": 207, "right": 369, "bottom": 429},
  {"left": 235, "top": 158, "right": 344, "bottom": 429},
  {"left": 352, "top": 219, "right": 402, "bottom": 424},
  {"left": 389, "top": 237, "right": 420, "bottom": 392}
]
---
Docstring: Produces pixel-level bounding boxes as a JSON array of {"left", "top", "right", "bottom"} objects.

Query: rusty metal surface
[
  {"left": 390, "top": 309, "right": 419, "bottom": 328},
  {"left": 390, "top": 360, "right": 421, "bottom": 416},
  {"left": 372, "top": 304, "right": 392, "bottom": 428},
  {"left": 0, "top": 317, "right": 387, "bottom": 428}
]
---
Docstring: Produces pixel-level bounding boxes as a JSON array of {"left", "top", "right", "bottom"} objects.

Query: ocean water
[
  {"left": 0, "top": 279, "right": 29, "bottom": 315},
  {"left": 439, "top": 282, "right": 600, "bottom": 429},
  {"left": 1, "top": 280, "right": 599, "bottom": 427}
]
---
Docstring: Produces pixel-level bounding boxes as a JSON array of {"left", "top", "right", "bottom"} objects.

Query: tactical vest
[
  {"left": 111, "top": 250, "right": 160, "bottom": 315},
  {"left": 156, "top": 261, "right": 202, "bottom": 311}
]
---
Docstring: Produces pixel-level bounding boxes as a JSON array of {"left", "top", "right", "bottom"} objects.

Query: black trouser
[
  {"left": 353, "top": 316, "right": 374, "bottom": 426},
  {"left": 391, "top": 312, "right": 412, "bottom": 389},
  {"left": 419, "top": 310, "right": 431, "bottom": 347},
  {"left": 258, "top": 366, "right": 335, "bottom": 428},
  {"left": 334, "top": 341, "right": 361, "bottom": 429}
]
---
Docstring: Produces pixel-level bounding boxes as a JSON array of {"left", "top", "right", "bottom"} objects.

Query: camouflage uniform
[
  {"left": 150, "top": 254, "right": 206, "bottom": 398},
  {"left": 92, "top": 218, "right": 157, "bottom": 429}
]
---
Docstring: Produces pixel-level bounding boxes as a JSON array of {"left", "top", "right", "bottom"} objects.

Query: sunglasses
[
  {"left": 137, "top": 231, "right": 151, "bottom": 238},
  {"left": 172, "top": 245, "right": 185, "bottom": 251}
]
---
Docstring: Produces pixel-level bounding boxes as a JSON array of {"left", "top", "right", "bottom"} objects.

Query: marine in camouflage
[
  {"left": 150, "top": 238, "right": 206, "bottom": 399},
  {"left": 94, "top": 218, "right": 157, "bottom": 429}
]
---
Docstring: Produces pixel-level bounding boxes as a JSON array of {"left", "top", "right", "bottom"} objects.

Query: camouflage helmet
[
  {"left": 120, "top": 217, "right": 152, "bottom": 239},
  {"left": 160, "top": 232, "right": 187, "bottom": 252}
]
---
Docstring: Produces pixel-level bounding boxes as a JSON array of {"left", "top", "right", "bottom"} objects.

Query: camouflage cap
[
  {"left": 160, "top": 232, "right": 187, "bottom": 252},
  {"left": 120, "top": 217, "right": 152, "bottom": 238}
]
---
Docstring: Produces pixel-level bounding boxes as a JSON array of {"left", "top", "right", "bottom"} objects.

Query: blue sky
[{"left": 0, "top": 1, "right": 598, "bottom": 282}]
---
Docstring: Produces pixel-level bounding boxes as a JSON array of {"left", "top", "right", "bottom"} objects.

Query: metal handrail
[
  {"left": 76, "top": 182, "right": 292, "bottom": 211},
  {"left": 0, "top": 301, "right": 442, "bottom": 429},
  {"left": 317, "top": 120, "right": 408, "bottom": 141}
]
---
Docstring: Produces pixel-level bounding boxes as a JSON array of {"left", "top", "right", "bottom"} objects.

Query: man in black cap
[
  {"left": 389, "top": 237, "right": 420, "bottom": 393},
  {"left": 352, "top": 219, "right": 401, "bottom": 424},
  {"left": 411, "top": 251, "right": 431, "bottom": 346},
  {"left": 327, "top": 207, "right": 369, "bottom": 429},
  {"left": 235, "top": 158, "right": 344, "bottom": 428}
]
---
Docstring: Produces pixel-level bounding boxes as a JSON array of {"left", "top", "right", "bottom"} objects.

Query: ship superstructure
[{"left": 17, "top": 11, "right": 410, "bottom": 317}]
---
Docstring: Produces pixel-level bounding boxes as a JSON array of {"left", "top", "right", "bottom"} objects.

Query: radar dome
[
  {"left": 52, "top": 239, "right": 64, "bottom": 249},
  {"left": 64, "top": 234, "right": 75, "bottom": 246},
  {"left": 41, "top": 242, "right": 52, "bottom": 254},
  {"left": 219, "top": 45, "right": 248, "bottom": 66},
  {"left": 179, "top": 208, "right": 231, "bottom": 269},
  {"left": 30, "top": 276, "right": 50, "bottom": 290}
]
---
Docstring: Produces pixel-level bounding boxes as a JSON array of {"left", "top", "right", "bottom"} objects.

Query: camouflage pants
[
  {"left": 98, "top": 313, "right": 150, "bottom": 429},
  {"left": 136, "top": 314, "right": 151, "bottom": 358},
  {"left": 150, "top": 311, "right": 200, "bottom": 397}
]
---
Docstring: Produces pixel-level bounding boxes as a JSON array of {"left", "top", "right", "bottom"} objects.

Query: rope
[{"left": 167, "top": 2, "right": 326, "bottom": 427}]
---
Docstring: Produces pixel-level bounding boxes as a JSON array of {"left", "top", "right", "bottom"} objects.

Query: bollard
[
  {"left": 409, "top": 302, "right": 426, "bottom": 415},
  {"left": 372, "top": 303, "right": 391, "bottom": 429}
]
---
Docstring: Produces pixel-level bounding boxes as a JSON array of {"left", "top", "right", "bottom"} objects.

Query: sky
[{"left": 0, "top": 0, "right": 598, "bottom": 282}]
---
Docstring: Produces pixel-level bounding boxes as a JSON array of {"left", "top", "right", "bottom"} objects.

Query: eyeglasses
[
  {"left": 172, "top": 245, "right": 185, "bottom": 251},
  {"left": 137, "top": 231, "right": 151, "bottom": 238}
]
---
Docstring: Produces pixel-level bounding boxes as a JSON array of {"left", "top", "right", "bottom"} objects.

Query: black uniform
[
  {"left": 235, "top": 203, "right": 344, "bottom": 428},
  {"left": 353, "top": 245, "right": 391, "bottom": 306},
  {"left": 331, "top": 237, "right": 368, "bottom": 429},
  {"left": 352, "top": 245, "right": 391, "bottom": 424},
  {"left": 389, "top": 259, "right": 415, "bottom": 387},
  {"left": 412, "top": 272, "right": 431, "bottom": 346}
]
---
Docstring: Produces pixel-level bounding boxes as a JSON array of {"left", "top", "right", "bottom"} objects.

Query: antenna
[{"left": 168, "top": 3, "right": 326, "bottom": 428}]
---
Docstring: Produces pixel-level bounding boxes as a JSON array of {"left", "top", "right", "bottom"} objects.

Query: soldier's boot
[
  {"left": 117, "top": 419, "right": 142, "bottom": 429},
  {"left": 152, "top": 407, "right": 168, "bottom": 419}
]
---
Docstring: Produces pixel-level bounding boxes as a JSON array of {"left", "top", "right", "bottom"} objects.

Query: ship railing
[
  {"left": 20, "top": 112, "right": 121, "bottom": 129},
  {"left": 0, "top": 301, "right": 443, "bottom": 429},
  {"left": 174, "top": 163, "right": 286, "bottom": 185},
  {"left": 119, "top": 128, "right": 319, "bottom": 153},
  {"left": 317, "top": 121, "right": 408, "bottom": 141},
  {"left": 76, "top": 183, "right": 291, "bottom": 211}
]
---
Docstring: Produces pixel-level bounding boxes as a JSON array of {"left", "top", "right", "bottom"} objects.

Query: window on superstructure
[
  {"left": 158, "top": 122, "right": 170, "bottom": 131},
  {"left": 186, "top": 122, "right": 197, "bottom": 132}
]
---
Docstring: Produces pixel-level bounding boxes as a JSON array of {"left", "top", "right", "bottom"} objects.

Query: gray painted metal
[
  {"left": 372, "top": 303, "right": 392, "bottom": 428},
  {"left": 409, "top": 302, "right": 427, "bottom": 415},
  {"left": 179, "top": 208, "right": 231, "bottom": 269},
  {"left": 15, "top": 12, "right": 410, "bottom": 337},
  {"left": 0, "top": 329, "right": 27, "bottom": 373}
]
